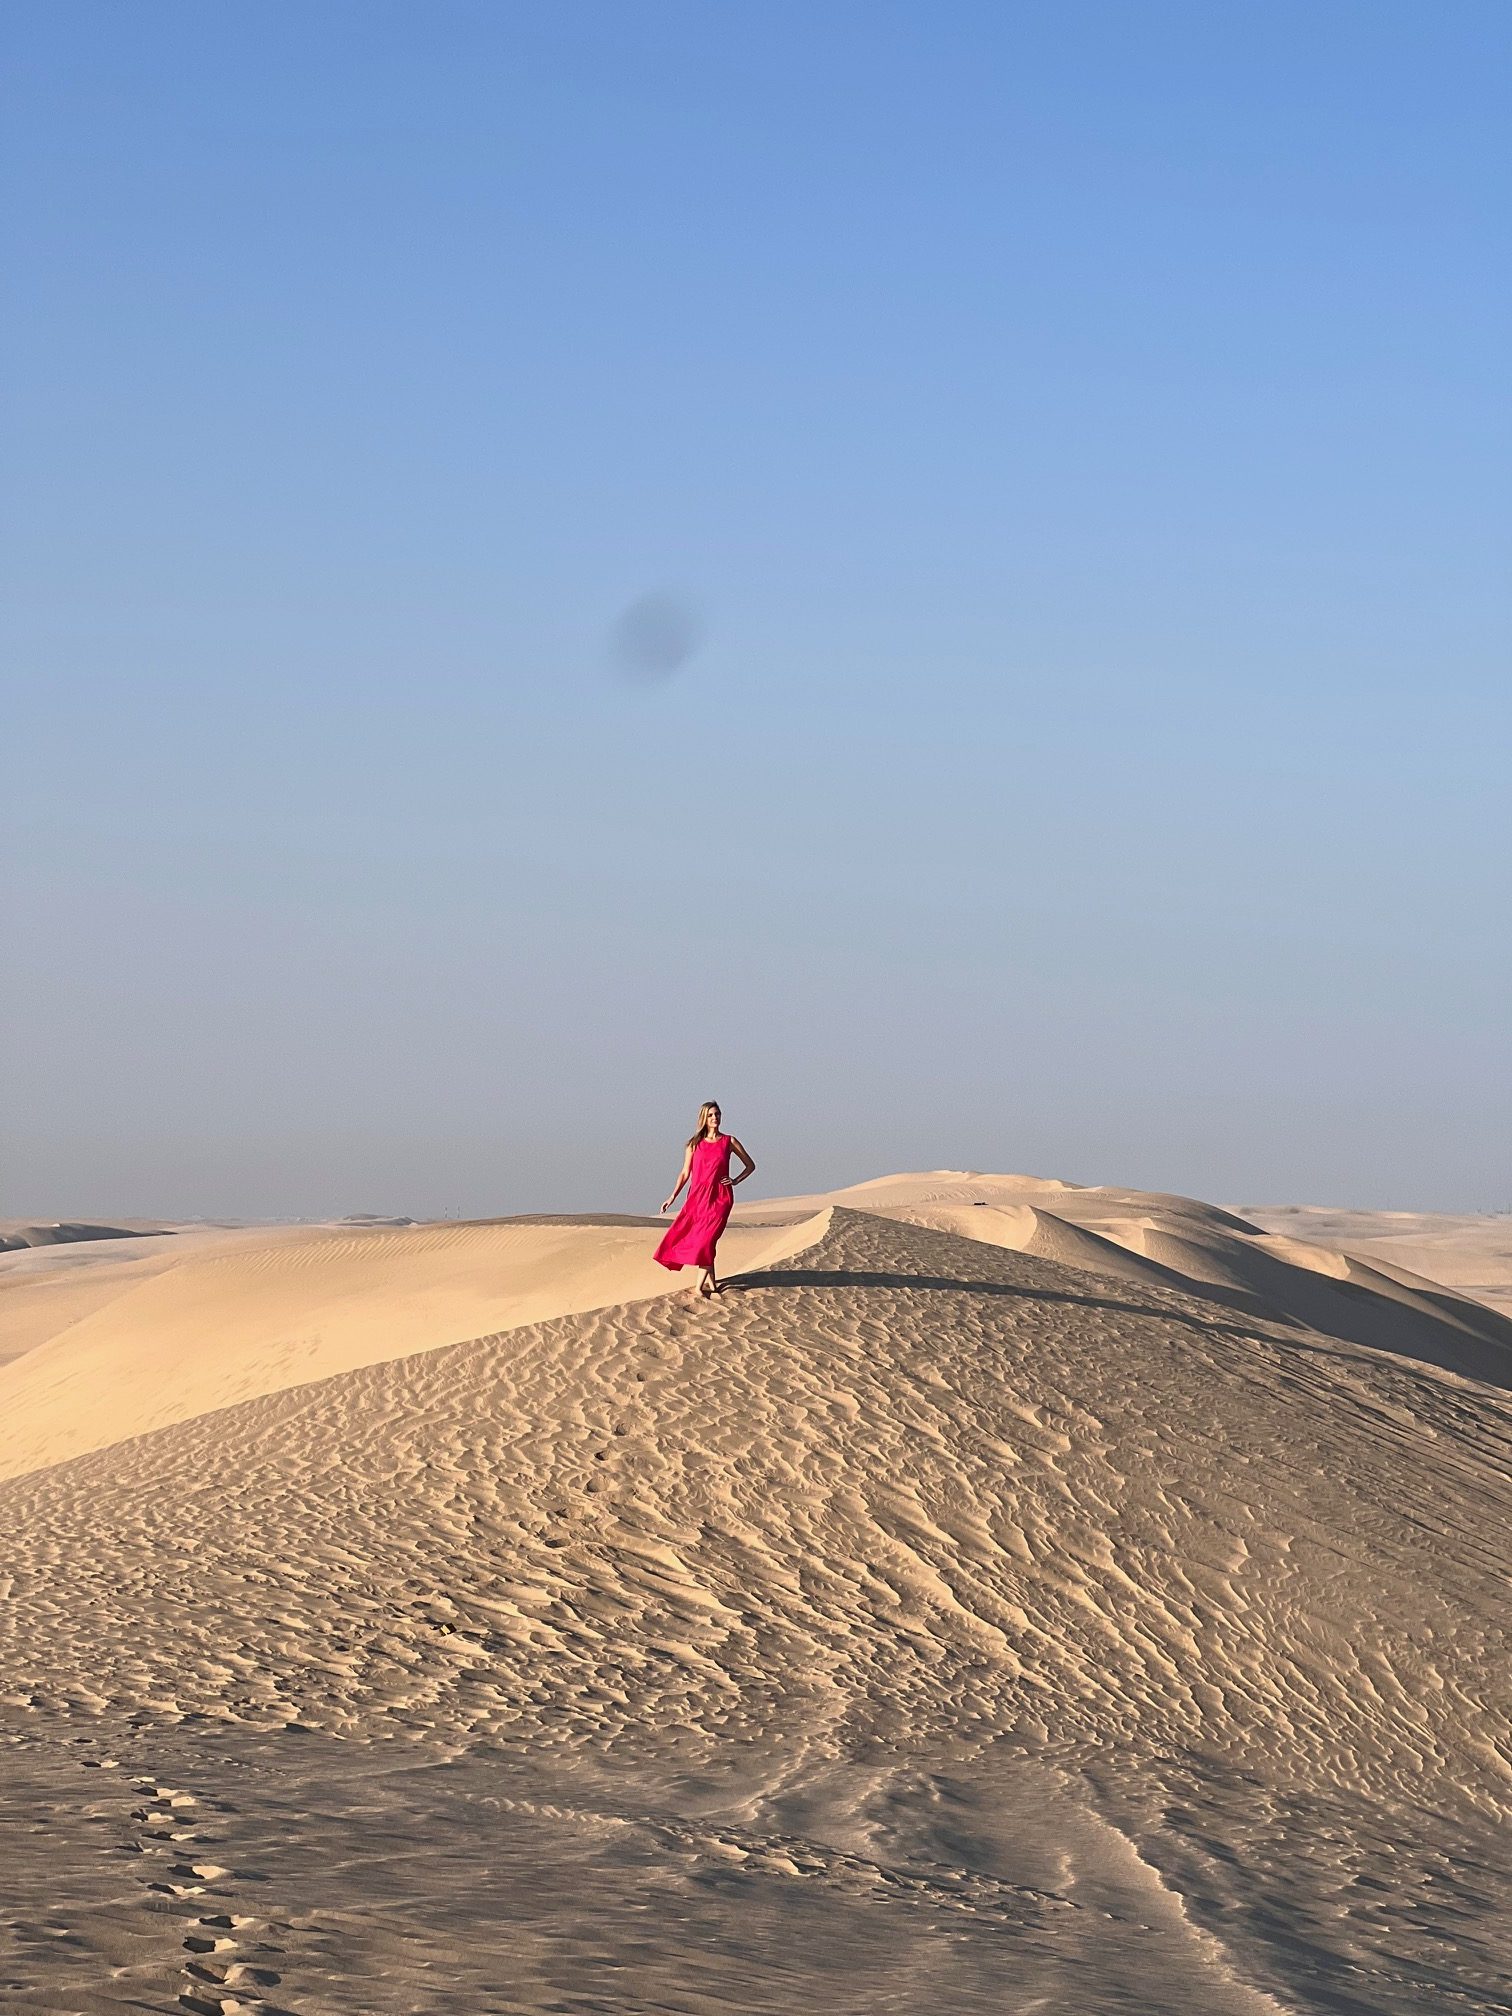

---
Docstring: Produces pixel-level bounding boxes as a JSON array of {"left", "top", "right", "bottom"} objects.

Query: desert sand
[{"left": 1, "top": 1174, "right": 1507, "bottom": 2013}]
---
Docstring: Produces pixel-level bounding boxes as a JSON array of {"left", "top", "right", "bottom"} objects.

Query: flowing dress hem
[{"left": 653, "top": 1136, "right": 735, "bottom": 1272}]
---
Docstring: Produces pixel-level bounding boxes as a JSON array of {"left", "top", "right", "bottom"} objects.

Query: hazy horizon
[{"left": 5, "top": 2, "right": 1509, "bottom": 1221}]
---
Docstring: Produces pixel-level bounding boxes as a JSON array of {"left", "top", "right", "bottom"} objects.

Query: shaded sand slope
[
  {"left": 0, "top": 1220, "right": 161, "bottom": 1252},
  {"left": 0, "top": 1212, "right": 829, "bottom": 1480},
  {"left": 743, "top": 1172, "right": 1512, "bottom": 1388},
  {"left": 2, "top": 1207, "right": 1507, "bottom": 2013}
]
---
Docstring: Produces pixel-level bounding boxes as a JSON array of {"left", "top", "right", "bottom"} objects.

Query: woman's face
[{"left": 707, "top": 1107, "right": 721, "bottom": 1133}]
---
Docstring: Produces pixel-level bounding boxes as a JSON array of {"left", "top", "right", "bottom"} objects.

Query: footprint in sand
[
  {"left": 176, "top": 1900, "right": 297, "bottom": 2014},
  {"left": 117, "top": 1775, "right": 298, "bottom": 2009},
  {"left": 185, "top": 1931, "right": 239, "bottom": 1954}
]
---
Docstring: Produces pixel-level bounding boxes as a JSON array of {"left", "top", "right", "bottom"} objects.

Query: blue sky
[{"left": 3, "top": 1, "right": 1509, "bottom": 1218}]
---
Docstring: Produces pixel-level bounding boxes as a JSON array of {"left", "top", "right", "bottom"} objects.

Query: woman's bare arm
[
  {"left": 728, "top": 1137, "right": 756, "bottom": 1186},
  {"left": 661, "top": 1148, "right": 693, "bottom": 1213}
]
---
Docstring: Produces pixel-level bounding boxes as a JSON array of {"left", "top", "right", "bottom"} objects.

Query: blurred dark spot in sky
[{"left": 609, "top": 592, "right": 703, "bottom": 681}]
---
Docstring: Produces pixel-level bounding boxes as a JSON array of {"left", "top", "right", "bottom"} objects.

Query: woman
[{"left": 655, "top": 1101, "right": 755, "bottom": 1298}]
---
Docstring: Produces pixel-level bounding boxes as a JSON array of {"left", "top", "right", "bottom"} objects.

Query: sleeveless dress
[{"left": 655, "top": 1134, "right": 734, "bottom": 1270}]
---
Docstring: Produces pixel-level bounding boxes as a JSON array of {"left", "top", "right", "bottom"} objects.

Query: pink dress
[{"left": 655, "top": 1135, "right": 734, "bottom": 1270}]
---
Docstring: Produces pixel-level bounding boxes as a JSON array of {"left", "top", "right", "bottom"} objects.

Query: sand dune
[
  {"left": 1, "top": 1177, "right": 1507, "bottom": 2013},
  {"left": 0, "top": 1227, "right": 199, "bottom": 1369},
  {"left": 1244, "top": 1203, "right": 1512, "bottom": 1321},
  {"left": 0, "top": 1211, "right": 831, "bottom": 1480},
  {"left": 745, "top": 1171, "right": 1512, "bottom": 1388},
  {"left": 0, "top": 1219, "right": 163, "bottom": 1252}
]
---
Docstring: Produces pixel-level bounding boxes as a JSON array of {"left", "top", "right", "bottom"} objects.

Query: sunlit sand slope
[
  {"left": 0, "top": 1228, "right": 199, "bottom": 1369},
  {"left": 1, "top": 1205, "right": 1507, "bottom": 2012},
  {"left": 0, "top": 1212, "right": 830, "bottom": 1481}
]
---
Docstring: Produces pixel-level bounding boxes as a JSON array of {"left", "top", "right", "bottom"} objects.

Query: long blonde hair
[{"left": 685, "top": 1100, "right": 722, "bottom": 1153}]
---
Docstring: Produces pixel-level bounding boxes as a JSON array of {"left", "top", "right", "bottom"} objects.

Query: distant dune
[
  {"left": 1242, "top": 1201, "right": 1512, "bottom": 1321},
  {"left": 1, "top": 1174, "right": 1507, "bottom": 2013},
  {"left": 0, "top": 1219, "right": 163, "bottom": 1251}
]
